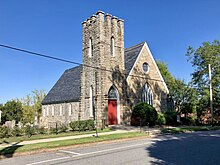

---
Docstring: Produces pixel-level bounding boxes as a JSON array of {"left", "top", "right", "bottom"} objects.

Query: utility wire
[{"left": 0, "top": 43, "right": 186, "bottom": 86}]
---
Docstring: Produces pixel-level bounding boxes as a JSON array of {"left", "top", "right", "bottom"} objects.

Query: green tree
[
  {"left": 32, "top": 90, "right": 46, "bottom": 121},
  {"left": 21, "top": 95, "right": 35, "bottom": 124},
  {"left": 2, "top": 100, "right": 23, "bottom": 123},
  {"left": 186, "top": 40, "right": 220, "bottom": 122},
  {"left": 156, "top": 60, "right": 197, "bottom": 115}
]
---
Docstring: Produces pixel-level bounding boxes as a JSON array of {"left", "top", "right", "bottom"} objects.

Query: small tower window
[
  {"left": 89, "top": 37, "right": 93, "bottom": 57},
  {"left": 111, "top": 37, "right": 115, "bottom": 57}
]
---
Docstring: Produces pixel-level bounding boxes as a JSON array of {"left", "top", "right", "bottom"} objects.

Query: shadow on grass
[
  {"left": 146, "top": 130, "right": 220, "bottom": 165},
  {"left": 0, "top": 142, "right": 23, "bottom": 159}
]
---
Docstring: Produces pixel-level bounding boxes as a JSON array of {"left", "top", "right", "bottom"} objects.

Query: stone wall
[
  {"left": 80, "top": 11, "right": 125, "bottom": 126},
  {"left": 126, "top": 43, "right": 168, "bottom": 112},
  {"left": 40, "top": 102, "right": 79, "bottom": 128}
]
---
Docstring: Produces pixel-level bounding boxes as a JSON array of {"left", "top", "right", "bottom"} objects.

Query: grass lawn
[
  {"left": 0, "top": 132, "right": 147, "bottom": 156},
  {"left": 161, "top": 125, "right": 220, "bottom": 134},
  {"left": 0, "top": 128, "right": 112, "bottom": 144}
]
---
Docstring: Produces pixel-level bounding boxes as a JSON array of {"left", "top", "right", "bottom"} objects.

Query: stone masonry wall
[
  {"left": 40, "top": 102, "right": 79, "bottom": 128},
  {"left": 80, "top": 11, "right": 125, "bottom": 126},
  {"left": 126, "top": 44, "right": 168, "bottom": 112}
]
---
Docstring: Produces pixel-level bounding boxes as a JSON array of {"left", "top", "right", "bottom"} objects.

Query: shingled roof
[
  {"left": 42, "top": 42, "right": 145, "bottom": 105},
  {"left": 42, "top": 65, "right": 82, "bottom": 105},
  {"left": 124, "top": 42, "right": 145, "bottom": 74}
]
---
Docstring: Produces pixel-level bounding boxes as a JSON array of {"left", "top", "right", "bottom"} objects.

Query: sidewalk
[{"left": 0, "top": 126, "right": 161, "bottom": 148}]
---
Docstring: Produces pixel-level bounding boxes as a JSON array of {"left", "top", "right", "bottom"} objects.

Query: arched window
[
  {"left": 108, "top": 86, "right": 118, "bottom": 100},
  {"left": 90, "top": 86, "right": 94, "bottom": 117},
  {"left": 111, "top": 37, "right": 115, "bottom": 57},
  {"left": 142, "top": 84, "right": 153, "bottom": 106},
  {"left": 89, "top": 37, "right": 93, "bottom": 57}
]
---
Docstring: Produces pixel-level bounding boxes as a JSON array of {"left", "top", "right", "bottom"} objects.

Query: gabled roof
[
  {"left": 42, "top": 65, "right": 82, "bottom": 105},
  {"left": 124, "top": 42, "right": 145, "bottom": 74}
]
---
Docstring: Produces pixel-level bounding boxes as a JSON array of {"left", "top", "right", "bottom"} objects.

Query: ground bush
[
  {"left": 0, "top": 125, "right": 10, "bottom": 138},
  {"left": 59, "top": 124, "right": 68, "bottom": 133},
  {"left": 25, "top": 125, "right": 35, "bottom": 138},
  {"left": 131, "top": 102, "right": 158, "bottom": 126},
  {"left": 35, "top": 126, "right": 47, "bottom": 134},
  {"left": 11, "top": 125, "right": 22, "bottom": 137},
  {"left": 181, "top": 116, "right": 196, "bottom": 126},
  {"left": 164, "top": 111, "right": 178, "bottom": 125},
  {"left": 70, "top": 119, "right": 94, "bottom": 131},
  {"left": 86, "top": 119, "right": 95, "bottom": 130},
  {"left": 156, "top": 112, "right": 166, "bottom": 125},
  {"left": 69, "top": 121, "right": 79, "bottom": 131}
]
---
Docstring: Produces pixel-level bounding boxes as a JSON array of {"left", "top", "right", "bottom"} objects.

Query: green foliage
[
  {"left": 157, "top": 60, "right": 198, "bottom": 115},
  {"left": 86, "top": 119, "right": 95, "bottom": 131},
  {"left": 0, "top": 125, "right": 10, "bottom": 138},
  {"left": 69, "top": 119, "right": 95, "bottom": 131},
  {"left": 69, "top": 121, "right": 80, "bottom": 131},
  {"left": 164, "top": 111, "right": 178, "bottom": 125},
  {"left": 21, "top": 90, "right": 46, "bottom": 125},
  {"left": 181, "top": 116, "right": 196, "bottom": 126},
  {"left": 156, "top": 112, "right": 166, "bottom": 125},
  {"left": 186, "top": 40, "right": 220, "bottom": 123},
  {"left": 1, "top": 100, "right": 23, "bottom": 124},
  {"left": 35, "top": 126, "right": 46, "bottom": 134},
  {"left": 11, "top": 126, "right": 22, "bottom": 137},
  {"left": 25, "top": 125, "right": 35, "bottom": 138},
  {"left": 131, "top": 102, "right": 158, "bottom": 126}
]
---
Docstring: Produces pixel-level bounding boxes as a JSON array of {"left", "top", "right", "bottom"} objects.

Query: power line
[{"left": 0, "top": 43, "right": 185, "bottom": 86}]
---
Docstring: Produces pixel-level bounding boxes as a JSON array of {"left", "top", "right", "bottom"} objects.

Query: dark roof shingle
[
  {"left": 42, "top": 65, "right": 82, "bottom": 105},
  {"left": 124, "top": 42, "right": 145, "bottom": 74}
]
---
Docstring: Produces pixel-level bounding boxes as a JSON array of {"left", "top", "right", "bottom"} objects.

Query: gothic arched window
[
  {"left": 111, "top": 36, "right": 115, "bottom": 57},
  {"left": 142, "top": 84, "right": 153, "bottom": 106},
  {"left": 89, "top": 37, "right": 93, "bottom": 57},
  {"left": 108, "top": 86, "right": 118, "bottom": 100}
]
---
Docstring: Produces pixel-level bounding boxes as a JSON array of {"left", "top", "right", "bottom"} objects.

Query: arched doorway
[{"left": 108, "top": 86, "right": 119, "bottom": 125}]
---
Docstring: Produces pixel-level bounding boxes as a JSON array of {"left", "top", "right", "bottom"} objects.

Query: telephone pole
[{"left": 208, "top": 64, "right": 214, "bottom": 126}]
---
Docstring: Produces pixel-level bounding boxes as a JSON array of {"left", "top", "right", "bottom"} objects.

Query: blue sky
[{"left": 1, "top": 0, "right": 220, "bottom": 103}]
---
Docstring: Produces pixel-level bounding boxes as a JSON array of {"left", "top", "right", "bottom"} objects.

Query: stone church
[{"left": 41, "top": 11, "right": 169, "bottom": 128}]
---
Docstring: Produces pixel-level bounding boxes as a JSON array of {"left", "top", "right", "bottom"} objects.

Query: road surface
[{"left": 1, "top": 130, "right": 220, "bottom": 165}]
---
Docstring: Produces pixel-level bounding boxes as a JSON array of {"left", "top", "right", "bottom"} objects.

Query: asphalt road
[{"left": 1, "top": 130, "right": 220, "bottom": 165}]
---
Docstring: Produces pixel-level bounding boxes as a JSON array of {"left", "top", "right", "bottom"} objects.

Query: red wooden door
[{"left": 108, "top": 100, "right": 118, "bottom": 125}]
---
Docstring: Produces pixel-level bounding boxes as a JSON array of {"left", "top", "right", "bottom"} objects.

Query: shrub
[
  {"left": 11, "top": 125, "right": 22, "bottom": 137},
  {"left": 0, "top": 126, "right": 10, "bottom": 138},
  {"left": 35, "top": 127, "right": 46, "bottom": 134},
  {"left": 70, "top": 119, "right": 95, "bottom": 131},
  {"left": 25, "top": 125, "right": 35, "bottom": 138},
  {"left": 164, "top": 111, "right": 178, "bottom": 125},
  {"left": 181, "top": 116, "right": 196, "bottom": 126},
  {"left": 79, "top": 120, "right": 87, "bottom": 131},
  {"left": 59, "top": 124, "right": 68, "bottom": 133},
  {"left": 156, "top": 112, "right": 166, "bottom": 125},
  {"left": 70, "top": 121, "right": 79, "bottom": 131},
  {"left": 131, "top": 102, "right": 158, "bottom": 126},
  {"left": 86, "top": 119, "right": 95, "bottom": 131}
]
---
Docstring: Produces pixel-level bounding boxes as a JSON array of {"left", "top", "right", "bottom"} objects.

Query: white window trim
[
  {"left": 51, "top": 105, "right": 54, "bottom": 116},
  {"left": 46, "top": 106, "right": 49, "bottom": 116},
  {"left": 60, "top": 105, "right": 62, "bottom": 116},
  {"left": 69, "top": 104, "right": 72, "bottom": 116}
]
